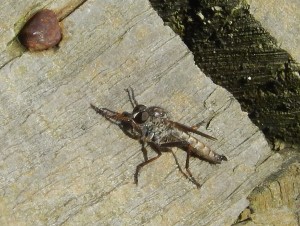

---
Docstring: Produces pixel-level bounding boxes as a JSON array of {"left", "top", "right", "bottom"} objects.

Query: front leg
[
  {"left": 91, "top": 104, "right": 142, "bottom": 135},
  {"left": 90, "top": 104, "right": 131, "bottom": 123}
]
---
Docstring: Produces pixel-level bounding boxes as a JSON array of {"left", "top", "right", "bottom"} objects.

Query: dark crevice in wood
[
  {"left": 57, "top": 0, "right": 89, "bottom": 21},
  {"left": 149, "top": 0, "right": 300, "bottom": 146}
]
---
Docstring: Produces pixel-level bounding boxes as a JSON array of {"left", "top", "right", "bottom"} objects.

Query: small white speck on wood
[{"left": 0, "top": 0, "right": 283, "bottom": 225}]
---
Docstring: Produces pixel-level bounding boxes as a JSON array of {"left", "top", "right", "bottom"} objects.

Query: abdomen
[{"left": 176, "top": 131, "right": 227, "bottom": 164}]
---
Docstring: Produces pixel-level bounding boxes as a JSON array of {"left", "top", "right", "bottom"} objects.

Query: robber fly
[{"left": 91, "top": 88, "right": 227, "bottom": 188}]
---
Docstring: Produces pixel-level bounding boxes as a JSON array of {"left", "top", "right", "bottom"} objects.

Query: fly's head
[
  {"left": 147, "top": 106, "right": 168, "bottom": 119},
  {"left": 132, "top": 104, "right": 149, "bottom": 124},
  {"left": 131, "top": 105, "right": 169, "bottom": 124},
  {"left": 125, "top": 105, "right": 170, "bottom": 140},
  {"left": 118, "top": 105, "right": 149, "bottom": 139}
]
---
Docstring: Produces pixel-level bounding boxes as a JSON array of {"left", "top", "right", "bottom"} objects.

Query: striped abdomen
[{"left": 175, "top": 130, "right": 227, "bottom": 164}]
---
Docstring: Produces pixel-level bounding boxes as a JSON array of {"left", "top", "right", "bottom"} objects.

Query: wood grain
[{"left": 0, "top": 0, "right": 283, "bottom": 225}]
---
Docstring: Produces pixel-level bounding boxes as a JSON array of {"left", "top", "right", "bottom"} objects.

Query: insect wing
[{"left": 167, "top": 120, "right": 217, "bottom": 140}]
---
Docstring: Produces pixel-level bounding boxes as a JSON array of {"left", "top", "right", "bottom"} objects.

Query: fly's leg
[
  {"left": 136, "top": 142, "right": 198, "bottom": 187},
  {"left": 159, "top": 141, "right": 201, "bottom": 188},
  {"left": 185, "top": 145, "right": 201, "bottom": 188},
  {"left": 91, "top": 105, "right": 130, "bottom": 123},
  {"left": 141, "top": 141, "right": 148, "bottom": 161},
  {"left": 91, "top": 104, "right": 142, "bottom": 134},
  {"left": 169, "top": 150, "right": 189, "bottom": 180},
  {"left": 125, "top": 87, "right": 138, "bottom": 108},
  {"left": 150, "top": 143, "right": 190, "bottom": 181},
  {"left": 134, "top": 143, "right": 162, "bottom": 185}
]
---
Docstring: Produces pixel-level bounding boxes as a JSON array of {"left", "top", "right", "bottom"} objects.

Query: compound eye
[
  {"left": 133, "top": 105, "right": 146, "bottom": 114},
  {"left": 133, "top": 111, "right": 149, "bottom": 124}
]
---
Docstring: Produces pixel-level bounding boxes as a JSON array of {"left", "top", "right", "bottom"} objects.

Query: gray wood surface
[
  {"left": 0, "top": 1, "right": 283, "bottom": 225},
  {"left": 248, "top": 0, "right": 300, "bottom": 62}
]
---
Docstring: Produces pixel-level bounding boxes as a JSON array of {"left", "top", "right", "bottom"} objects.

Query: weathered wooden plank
[
  {"left": 149, "top": 0, "right": 300, "bottom": 146},
  {"left": 0, "top": 0, "right": 283, "bottom": 225},
  {"left": 149, "top": 1, "right": 300, "bottom": 225},
  {"left": 248, "top": 0, "right": 300, "bottom": 62},
  {"left": 236, "top": 153, "right": 300, "bottom": 226}
]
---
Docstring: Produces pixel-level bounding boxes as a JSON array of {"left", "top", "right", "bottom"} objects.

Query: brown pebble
[{"left": 19, "top": 9, "right": 62, "bottom": 51}]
